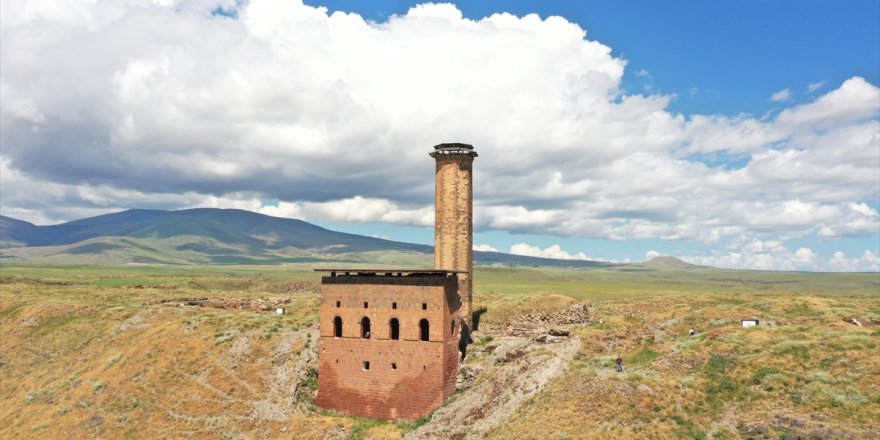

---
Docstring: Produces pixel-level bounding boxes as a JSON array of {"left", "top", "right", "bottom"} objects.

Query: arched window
[
  {"left": 361, "top": 317, "right": 371, "bottom": 339},
  {"left": 451, "top": 319, "right": 456, "bottom": 335},
  {"left": 333, "top": 316, "right": 342, "bottom": 338},
  {"left": 419, "top": 319, "right": 430, "bottom": 341},
  {"left": 389, "top": 318, "right": 400, "bottom": 340}
]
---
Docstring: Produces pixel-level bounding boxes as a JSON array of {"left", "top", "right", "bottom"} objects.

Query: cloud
[
  {"left": 297, "top": 197, "right": 433, "bottom": 226},
  {"left": 510, "top": 243, "right": 588, "bottom": 260},
  {"left": 682, "top": 239, "right": 879, "bottom": 272},
  {"left": 473, "top": 244, "right": 499, "bottom": 252},
  {"left": 776, "top": 77, "right": 879, "bottom": 128},
  {"left": 793, "top": 247, "right": 817, "bottom": 264},
  {"left": 806, "top": 81, "right": 826, "bottom": 93},
  {"left": 770, "top": 88, "right": 792, "bottom": 102},
  {"left": 827, "top": 250, "right": 880, "bottom": 272},
  {"left": 645, "top": 250, "right": 662, "bottom": 260},
  {"left": 0, "top": 1, "right": 877, "bottom": 272}
]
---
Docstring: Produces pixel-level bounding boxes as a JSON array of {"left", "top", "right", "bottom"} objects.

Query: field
[{"left": 1, "top": 262, "right": 878, "bottom": 439}]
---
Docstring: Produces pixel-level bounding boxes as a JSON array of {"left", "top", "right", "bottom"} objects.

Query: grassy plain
[{"left": 0, "top": 262, "right": 877, "bottom": 439}]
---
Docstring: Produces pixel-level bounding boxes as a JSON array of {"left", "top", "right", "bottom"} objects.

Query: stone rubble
[
  {"left": 484, "top": 303, "right": 589, "bottom": 340},
  {"left": 154, "top": 297, "right": 292, "bottom": 313}
]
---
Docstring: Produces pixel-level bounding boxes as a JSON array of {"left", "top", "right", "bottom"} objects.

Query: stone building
[{"left": 315, "top": 143, "right": 477, "bottom": 421}]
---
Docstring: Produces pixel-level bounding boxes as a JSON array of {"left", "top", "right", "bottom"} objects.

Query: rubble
[
  {"left": 154, "top": 297, "right": 292, "bottom": 313},
  {"left": 842, "top": 317, "right": 879, "bottom": 327},
  {"left": 456, "top": 365, "right": 482, "bottom": 391},
  {"left": 485, "top": 303, "right": 589, "bottom": 339}
]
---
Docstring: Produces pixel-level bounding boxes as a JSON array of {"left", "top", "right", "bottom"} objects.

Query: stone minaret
[{"left": 430, "top": 143, "right": 477, "bottom": 329}]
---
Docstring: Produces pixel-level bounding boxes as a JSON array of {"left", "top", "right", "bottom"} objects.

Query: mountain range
[{"left": 0, "top": 208, "right": 626, "bottom": 268}]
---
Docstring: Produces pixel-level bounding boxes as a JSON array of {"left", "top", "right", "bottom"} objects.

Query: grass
[
  {"left": 489, "top": 272, "right": 879, "bottom": 439},
  {"left": 1, "top": 262, "right": 878, "bottom": 439},
  {"left": 627, "top": 343, "right": 660, "bottom": 365}
]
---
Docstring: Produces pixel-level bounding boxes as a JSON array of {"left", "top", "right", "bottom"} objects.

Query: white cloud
[
  {"left": 806, "top": 81, "right": 826, "bottom": 93},
  {"left": 683, "top": 243, "right": 879, "bottom": 272},
  {"left": 793, "top": 247, "right": 817, "bottom": 264},
  {"left": 473, "top": 244, "right": 499, "bottom": 252},
  {"left": 827, "top": 250, "right": 880, "bottom": 272},
  {"left": 645, "top": 250, "right": 662, "bottom": 260},
  {"left": 510, "top": 243, "right": 588, "bottom": 260},
  {"left": 776, "top": 77, "right": 879, "bottom": 128},
  {"left": 297, "top": 197, "right": 433, "bottom": 226},
  {"left": 770, "top": 88, "right": 792, "bottom": 102}
]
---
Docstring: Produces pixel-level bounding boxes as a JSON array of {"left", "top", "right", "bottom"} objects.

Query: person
[{"left": 615, "top": 356, "right": 623, "bottom": 373}]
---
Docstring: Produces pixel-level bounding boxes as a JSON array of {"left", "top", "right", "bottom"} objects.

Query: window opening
[
  {"left": 451, "top": 319, "right": 456, "bottom": 335},
  {"left": 363, "top": 361, "right": 370, "bottom": 370},
  {"left": 419, "top": 318, "right": 430, "bottom": 341},
  {"left": 364, "top": 301, "right": 368, "bottom": 308},
  {"left": 391, "top": 363, "right": 397, "bottom": 369},
  {"left": 392, "top": 302, "right": 397, "bottom": 309},
  {"left": 422, "top": 303, "right": 427, "bottom": 310},
  {"left": 361, "top": 317, "right": 371, "bottom": 338},
  {"left": 335, "top": 300, "right": 340, "bottom": 307},
  {"left": 389, "top": 318, "right": 400, "bottom": 340},
  {"left": 333, "top": 316, "right": 342, "bottom": 338}
]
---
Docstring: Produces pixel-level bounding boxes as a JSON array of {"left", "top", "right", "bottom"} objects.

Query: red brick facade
[
  {"left": 432, "top": 144, "right": 477, "bottom": 329},
  {"left": 315, "top": 272, "right": 461, "bottom": 420}
]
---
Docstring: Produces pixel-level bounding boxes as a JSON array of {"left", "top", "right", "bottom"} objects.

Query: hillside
[
  {"left": 0, "top": 265, "right": 877, "bottom": 439},
  {"left": 0, "top": 209, "right": 620, "bottom": 268}
]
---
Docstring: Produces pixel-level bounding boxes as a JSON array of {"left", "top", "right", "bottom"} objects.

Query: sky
[{"left": 0, "top": 0, "right": 878, "bottom": 272}]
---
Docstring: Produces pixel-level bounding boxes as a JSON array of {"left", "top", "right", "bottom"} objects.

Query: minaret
[{"left": 430, "top": 143, "right": 477, "bottom": 329}]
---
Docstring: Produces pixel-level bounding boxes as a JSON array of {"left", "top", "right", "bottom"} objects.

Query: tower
[{"left": 430, "top": 143, "right": 478, "bottom": 330}]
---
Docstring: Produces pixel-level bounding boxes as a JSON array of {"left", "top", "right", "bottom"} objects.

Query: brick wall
[
  {"left": 316, "top": 274, "right": 460, "bottom": 421},
  {"left": 434, "top": 155, "right": 474, "bottom": 328}
]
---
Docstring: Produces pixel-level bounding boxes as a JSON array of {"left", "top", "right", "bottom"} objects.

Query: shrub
[
  {"left": 773, "top": 342, "right": 810, "bottom": 361},
  {"left": 107, "top": 353, "right": 122, "bottom": 366},
  {"left": 706, "top": 375, "right": 738, "bottom": 396},
  {"left": 214, "top": 333, "right": 234, "bottom": 346},
  {"left": 806, "top": 371, "right": 838, "bottom": 384},
  {"left": 92, "top": 381, "right": 106, "bottom": 393},
  {"left": 671, "top": 415, "right": 707, "bottom": 440},
  {"left": 628, "top": 345, "right": 660, "bottom": 365},
  {"left": 474, "top": 335, "right": 493, "bottom": 346},
  {"left": 705, "top": 354, "right": 736, "bottom": 375},
  {"left": 751, "top": 367, "right": 781, "bottom": 385}
]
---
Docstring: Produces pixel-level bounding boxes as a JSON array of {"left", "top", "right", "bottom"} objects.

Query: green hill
[{"left": 0, "top": 209, "right": 631, "bottom": 268}]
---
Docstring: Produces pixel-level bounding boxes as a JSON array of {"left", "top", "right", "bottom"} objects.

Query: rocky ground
[{"left": 2, "top": 270, "right": 878, "bottom": 439}]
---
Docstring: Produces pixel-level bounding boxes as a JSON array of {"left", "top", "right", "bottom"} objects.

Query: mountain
[
  {"left": 0, "top": 216, "right": 45, "bottom": 248},
  {"left": 0, "top": 209, "right": 615, "bottom": 267},
  {"left": 1, "top": 209, "right": 431, "bottom": 253},
  {"left": 638, "top": 256, "right": 699, "bottom": 269}
]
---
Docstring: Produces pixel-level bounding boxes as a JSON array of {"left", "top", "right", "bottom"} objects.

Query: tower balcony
[{"left": 429, "top": 143, "right": 479, "bottom": 158}]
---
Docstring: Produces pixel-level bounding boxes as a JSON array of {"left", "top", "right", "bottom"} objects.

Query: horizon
[
  {"left": 2, "top": 206, "right": 876, "bottom": 273},
  {"left": 1, "top": 0, "right": 878, "bottom": 272}
]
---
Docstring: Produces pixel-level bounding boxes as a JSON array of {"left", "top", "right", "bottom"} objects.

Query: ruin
[{"left": 314, "top": 143, "right": 478, "bottom": 421}]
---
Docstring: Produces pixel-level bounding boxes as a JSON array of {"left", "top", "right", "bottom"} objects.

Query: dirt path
[{"left": 405, "top": 334, "right": 581, "bottom": 440}]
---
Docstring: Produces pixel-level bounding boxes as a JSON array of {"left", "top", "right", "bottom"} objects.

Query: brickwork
[
  {"left": 433, "top": 152, "right": 475, "bottom": 328},
  {"left": 316, "top": 273, "right": 460, "bottom": 421}
]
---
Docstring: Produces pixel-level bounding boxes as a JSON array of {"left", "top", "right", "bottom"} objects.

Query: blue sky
[{"left": 1, "top": 0, "right": 878, "bottom": 271}]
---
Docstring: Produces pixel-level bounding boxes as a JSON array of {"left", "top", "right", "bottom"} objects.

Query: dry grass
[
  {"left": 1, "top": 264, "right": 877, "bottom": 439},
  {"left": 489, "top": 293, "right": 880, "bottom": 439}
]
